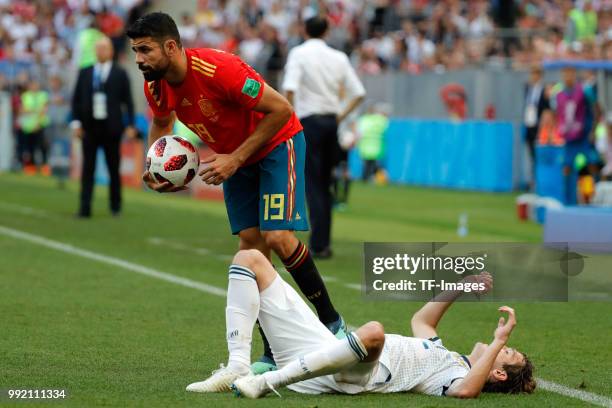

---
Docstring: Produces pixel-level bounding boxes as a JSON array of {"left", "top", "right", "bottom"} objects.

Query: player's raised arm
[
  {"left": 446, "top": 306, "right": 517, "bottom": 398},
  {"left": 411, "top": 272, "right": 492, "bottom": 339}
]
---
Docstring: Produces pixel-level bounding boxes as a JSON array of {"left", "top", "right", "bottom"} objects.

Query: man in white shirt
[{"left": 282, "top": 16, "right": 365, "bottom": 258}]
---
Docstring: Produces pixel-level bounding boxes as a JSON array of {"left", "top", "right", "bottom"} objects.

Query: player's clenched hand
[
  {"left": 199, "top": 154, "right": 240, "bottom": 185},
  {"left": 493, "top": 306, "right": 516, "bottom": 344},
  {"left": 142, "top": 171, "right": 187, "bottom": 193}
]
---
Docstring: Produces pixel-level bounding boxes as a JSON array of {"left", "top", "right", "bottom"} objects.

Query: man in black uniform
[{"left": 71, "top": 36, "right": 137, "bottom": 218}]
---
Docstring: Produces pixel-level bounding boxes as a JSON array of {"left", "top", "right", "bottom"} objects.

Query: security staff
[{"left": 71, "top": 36, "right": 136, "bottom": 218}]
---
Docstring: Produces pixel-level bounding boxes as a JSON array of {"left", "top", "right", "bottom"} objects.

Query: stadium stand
[{"left": 0, "top": 0, "right": 610, "bottom": 189}]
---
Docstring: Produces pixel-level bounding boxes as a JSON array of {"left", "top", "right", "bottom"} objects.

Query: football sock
[
  {"left": 226, "top": 264, "right": 260, "bottom": 374},
  {"left": 282, "top": 241, "right": 340, "bottom": 325},
  {"left": 262, "top": 332, "right": 368, "bottom": 388}
]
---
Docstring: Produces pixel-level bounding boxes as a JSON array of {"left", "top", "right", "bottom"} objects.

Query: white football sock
[
  {"left": 225, "top": 264, "right": 260, "bottom": 374},
  {"left": 263, "top": 332, "right": 368, "bottom": 388}
]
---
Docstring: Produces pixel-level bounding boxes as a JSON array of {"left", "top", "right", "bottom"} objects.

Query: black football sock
[
  {"left": 283, "top": 241, "right": 340, "bottom": 325},
  {"left": 257, "top": 321, "right": 274, "bottom": 361}
]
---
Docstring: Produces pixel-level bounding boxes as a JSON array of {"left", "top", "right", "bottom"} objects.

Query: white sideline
[
  {"left": 1, "top": 224, "right": 611, "bottom": 408},
  {"left": 0, "top": 225, "right": 226, "bottom": 297},
  {"left": 537, "top": 379, "right": 612, "bottom": 408}
]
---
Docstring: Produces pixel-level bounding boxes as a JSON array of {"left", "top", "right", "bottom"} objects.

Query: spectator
[
  {"left": 259, "top": 24, "right": 285, "bottom": 90},
  {"left": 47, "top": 74, "right": 71, "bottom": 185},
  {"left": 537, "top": 109, "right": 564, "bottom": 146},
  {"left": 566, "top": 0, "right": 598, "bottom": 43},
  {"left": 18, "top": 78, "right": 49, "bottom": 174},
  {"left": 264, "top": 1, "right": 292, "bottom": 43},
  {"left": 238, "top": 25, "right": 264, "bottom": 68},
  {"left": 440, "top": 82, "right": 467, "bottom": 121},
  {"left": 96, "top": 7, "right": 126, "bottom": 59},
  {"left": 47, "top": 75, "right": 70, "bottom": 140},
  {"left": 524, "top": 65, "right": 550, "bottom": 182},
  {"left": 177, "top": 12, "right": 198, "bottom": 48},
  {"left": 0, "top": 44, "right": 32, "bottom": 85},
  {"left": 553, "top": 66, "right": 598, "bottom": 204},
  {"left": 74, "top": 18, "right": 104, "bottom": 68},
  {"left": 356, "top": 103, "right": 389, "bottom": 181}
]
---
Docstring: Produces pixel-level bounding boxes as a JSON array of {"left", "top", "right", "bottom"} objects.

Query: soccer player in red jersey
[{"left": 126, "top": 12, "right": 346, "bottom": 384}]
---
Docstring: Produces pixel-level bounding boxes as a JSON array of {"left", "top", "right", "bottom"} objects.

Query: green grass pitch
[{"left": 0, "top": 173, "right": 610, "bottom": 407}]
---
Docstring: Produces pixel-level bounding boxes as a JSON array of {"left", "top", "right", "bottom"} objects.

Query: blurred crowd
[
  {"left": 0, "top": 0, "right": 611, "bottom": 184},
  {"left": 175, "top": 0, "right": 612, "bottom": 78},
  {"left": 0, "top": 0, "right": 149, "bottom": 172}
]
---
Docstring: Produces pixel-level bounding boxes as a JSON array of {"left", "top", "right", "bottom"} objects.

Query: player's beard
[{"left": 139, "top": 59, "right": 170, "bottom": 81}]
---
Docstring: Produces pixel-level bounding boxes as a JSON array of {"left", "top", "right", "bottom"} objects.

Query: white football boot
[
  {"left": 231, "top": 373, "right": 281, "bottom": 399},
  {"left": 186, "top": 364, "right": 247, "bottom": 393}
]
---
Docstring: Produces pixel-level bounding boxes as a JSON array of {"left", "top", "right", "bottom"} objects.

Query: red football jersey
[{"left": 143, "top": 48, "right": 303, "bottom": 165}]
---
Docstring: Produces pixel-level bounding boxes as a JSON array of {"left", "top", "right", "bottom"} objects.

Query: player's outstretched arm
[
  {"left": 446, "top": 306, "right": 517, "bottom": 398},
  {"left": 411, "top": 272, "right": 492, "bottom": 339}
]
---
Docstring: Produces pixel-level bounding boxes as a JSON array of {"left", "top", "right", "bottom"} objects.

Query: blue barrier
[
  {"left": 535, "top": 145, "right": 578, "bottom": 205},
  {"left": 349, "top": 119, "right": 514, "bottom": 192}
]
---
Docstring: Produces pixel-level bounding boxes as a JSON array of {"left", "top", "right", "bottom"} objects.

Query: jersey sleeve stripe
[
  {"left": 192, "top": 60, "right": 216, "bottom": 74},
  {"left": 191, "top": 56, "right": 217, "bottom": 69},
  {"left": 192, "top": 66, "right": 215, "bottom": 77}
]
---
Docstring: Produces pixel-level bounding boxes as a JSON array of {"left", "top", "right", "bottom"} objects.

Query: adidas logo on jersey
[
  {"left": 295, "top": 212, "right": 301, "bottom": 220},
  {"left": 181, "top": 98, "right": 192, "bottom": 107}
]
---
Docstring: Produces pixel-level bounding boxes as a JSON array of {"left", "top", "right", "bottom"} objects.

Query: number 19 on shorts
[{"left": 263, "top": 194, "right": 284, "bottom": 220}]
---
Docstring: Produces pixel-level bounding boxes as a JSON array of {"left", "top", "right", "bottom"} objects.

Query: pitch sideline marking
[
  {"left": 0, "top": 225, "right": 226, "bottom": 297},
  {"left": 0, "top": 201, "right": 50, "bottom": 218},
  {"left": 2, "top": 224, "right": 611, "bottom": 407},
  {"left": 537, "top": 379, "right": 612, "bottom": 408}
]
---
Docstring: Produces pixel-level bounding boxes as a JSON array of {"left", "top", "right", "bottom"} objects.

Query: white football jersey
[{"left": 368, "top": 334, "right": 471, "bottom": 396}]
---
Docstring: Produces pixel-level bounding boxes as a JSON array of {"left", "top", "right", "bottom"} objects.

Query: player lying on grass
[{"left": 186, "top": 249, "right": 535, "bottom": 398}]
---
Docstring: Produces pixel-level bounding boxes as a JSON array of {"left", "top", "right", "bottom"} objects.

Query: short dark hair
[
  {"left": 126, "top": 12, "right": 182, "bottom": 48},
  {"left": 305, "top": 16, "right": 328, "bottom": 38},
  {"left": 482, "top": 354, "right": 536, "bottom": 394}
]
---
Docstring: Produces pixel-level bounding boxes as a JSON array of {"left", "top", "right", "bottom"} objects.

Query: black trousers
[
  {"left": 22, "top": 129, "right": 48, "bottom": 166},
  {"left": 362, "top": 160, "right": 379, "bottom": 181},
  {"left": 79, "top": 125, "right": 121, "bottom": 215},
  {"left": 302, "top": 114, "right": 338, "bottom": 252},
  {"left": 525, "top": 126, "right": 538, "bottom": 181}
]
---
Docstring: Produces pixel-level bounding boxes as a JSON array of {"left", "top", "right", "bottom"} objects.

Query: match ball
[{"left": 146, "top": 135, "right": 200, "bottom": 187}]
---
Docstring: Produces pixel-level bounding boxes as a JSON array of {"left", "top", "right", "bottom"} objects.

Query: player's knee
[
  {"left": 261, "top": 230, "right": 293, "bottom": 254},
  {"left": 238, "top": 229, "right": 263, "bottom": 250},
  {"left": 359, "top": 321, "right": 385, "bottom": 352},
  {"left": 232, "top": 249, "right": 267, "bottom": 272}
]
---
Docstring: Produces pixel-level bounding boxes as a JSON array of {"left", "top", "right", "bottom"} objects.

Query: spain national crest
[{"left": 198, "top": 98, "right": 219, "bottom": 122}]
